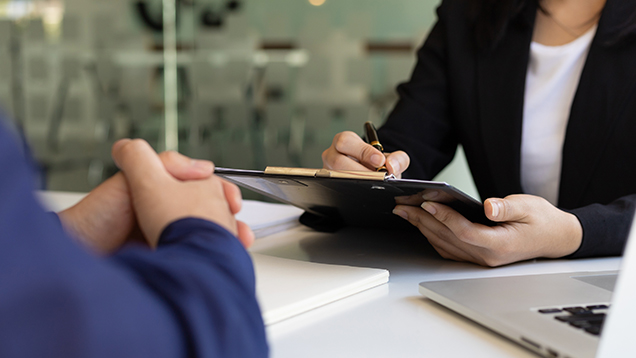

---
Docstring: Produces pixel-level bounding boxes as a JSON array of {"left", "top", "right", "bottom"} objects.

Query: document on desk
[
  {"left": 236, "top": 200, "right": 303, "bottom": 238},
  {"left": 252, "top": 253, "right": 389, "bottom": 325},
  {"left": 36, "top": 191, "right": 86, "bottom": 211}
]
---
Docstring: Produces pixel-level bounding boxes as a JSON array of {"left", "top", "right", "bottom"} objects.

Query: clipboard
[{"left": 215, "top": 167, "right": 491, "bottom": 232}]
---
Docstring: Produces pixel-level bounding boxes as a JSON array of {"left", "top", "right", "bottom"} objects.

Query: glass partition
[{"left": 0, "top": 0, "right": 440, "bottom": 193}]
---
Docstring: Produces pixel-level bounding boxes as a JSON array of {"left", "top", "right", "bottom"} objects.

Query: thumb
[
  {"left": 112, "top": 139, "right": 170, "bottom": 187},
  {"left": 158, "top": 150, "right": 215, "bottom": 181},
  {"left": 484, "top": 196, "right": 530, "bottom": 222},
  {"left": 385, "top": 151, "right": 410, "bottom": 177}
]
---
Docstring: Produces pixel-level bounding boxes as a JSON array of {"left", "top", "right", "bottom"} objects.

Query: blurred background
[{"left": 0, "top": 0, "right": 477, "bottom": 199}]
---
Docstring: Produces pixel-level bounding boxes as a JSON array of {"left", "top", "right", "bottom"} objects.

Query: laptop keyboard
[{"left": 537, "top": 304, "right": 609, "bottom": 336}]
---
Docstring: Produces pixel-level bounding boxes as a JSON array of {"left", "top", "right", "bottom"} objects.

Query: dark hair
[{"left": 472, "top": 0, "right": 636, "bottom": 49}]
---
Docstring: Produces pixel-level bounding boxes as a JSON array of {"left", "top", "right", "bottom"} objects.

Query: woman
[{"left": 322, "top": 0, "right": 636, "bottom": 266}]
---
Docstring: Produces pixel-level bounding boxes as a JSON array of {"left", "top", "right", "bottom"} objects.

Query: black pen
[{"left": 364, "top": 121, "right": 387, "bottom": 172}]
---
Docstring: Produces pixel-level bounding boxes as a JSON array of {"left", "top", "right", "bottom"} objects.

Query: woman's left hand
[{"left": 392, "top": 194, "right": 583, "bottom": 267}]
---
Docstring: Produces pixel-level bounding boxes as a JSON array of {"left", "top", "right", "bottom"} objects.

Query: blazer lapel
[
  {"left": 559, "top": 0, "right": 636, "bottom": 208},
  {"left": 476, "top": 4, "right": 536, "bottom": 197}
]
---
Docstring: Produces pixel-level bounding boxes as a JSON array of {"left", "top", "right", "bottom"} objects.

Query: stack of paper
[
  {"left": 235, "top": 201, "right": 303, "bottom": 238},
  {"left": 37, "top": 192, "right": 302, "bottom": 239},
  {"left": 36, "top": 191, "right": 86, "bottom": 212},
  {"left": 252, "top": 253, "right": 389, "bottom": 325}
]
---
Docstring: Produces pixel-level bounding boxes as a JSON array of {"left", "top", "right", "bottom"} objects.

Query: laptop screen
[{"left": 595, "top": 213, "right": 636, "bottom": 358}]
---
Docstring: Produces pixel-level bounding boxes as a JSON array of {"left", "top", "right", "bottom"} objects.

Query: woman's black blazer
[{"left": 378, "top": 0, "right": 636, "bottom": 258}]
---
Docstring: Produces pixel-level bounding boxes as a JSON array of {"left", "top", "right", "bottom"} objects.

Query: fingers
[
  {"left": 392, "top": 205, "right": 478, "bottom": 263},
  {"left": 485, "top": 195, "right": 583, "bottom": 259},
  {"left": 221, "top": 179, "right": 242, "bottom": 215},
  {"left": 484, "top": 195, "right": 531, "bottom": 222},
  {"left": 409, "top": 199, "right": 555, "bottom": 266},
  {"left": 114, "top": 139, "right": 214, "bottom": 183},
  {"left": 111, "top": 139, "right": 175, "bottom": 243},
  {"left": 112, "top": 139, "right": 170, "bottom": 186},
  {"left": 57, "top": 172, "right": 136, "bottom": 254},
  {"left": 385, "top": 151, "right": 410, "bottom": 177},
  {"left": 417, "top": 222, "right": 476, "bottom": 263},
  {"left": 394, "top": 194, "right": 583, "bottom": 267},
  {"left": 235, "top": 220, "right": 255, "bottom": 248},
  {"left": 322, "top": 131, "right": 385, "bottom": 171},
  {"left": 158, "top": 150, "right": 214, "bottom": 181},
  {"left": 322, "top": 151, "right": 373, "bottom": 171},
  {"left": 420, "top": 202, "right": 493, "bottom": 248},
  {"left": 111, "top": 139, "right": 250, "bottom": 250},
  {"left": 394, "top": 202, "right": 507, "bottom": 265}
]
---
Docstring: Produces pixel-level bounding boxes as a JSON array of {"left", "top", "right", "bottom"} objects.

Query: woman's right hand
[{"left": 322, "top": 131, "right": 410, "bottom": 177}]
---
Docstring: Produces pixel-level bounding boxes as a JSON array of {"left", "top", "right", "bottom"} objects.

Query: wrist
[
  {"left": 564, "top": 212, "right": 583, "bottom": 256},
  {"left": 546, "top": 211, "right": 583, "bottom": 258}
]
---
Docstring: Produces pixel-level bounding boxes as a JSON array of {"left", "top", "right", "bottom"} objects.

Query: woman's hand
[
  {"left": 392, "top": 194, "right": 583, "bottom": 267},
  {"left": 322, "top": 131, "right": 410, "bottom": 177}
]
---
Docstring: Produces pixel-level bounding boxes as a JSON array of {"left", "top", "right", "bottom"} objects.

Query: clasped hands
[
  {"left": 58, "top": 139, "right": 254, "bottom": 255},
  {"left": 322, "top": 131, "right": 583, "bottom": 267}
]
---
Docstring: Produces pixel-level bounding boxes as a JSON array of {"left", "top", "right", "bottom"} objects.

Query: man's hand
[
  {"left": 392, "top": 194, "right": 583, "bottom": 267},
  {"left": 58, "top": 150, "right": 217, "bottom": 254},
  {"left": 322, "top": 131, "right": 410, "bottom": 177},
  {"left": 111, "top": 139, "right": 254, "bottom": 248}
]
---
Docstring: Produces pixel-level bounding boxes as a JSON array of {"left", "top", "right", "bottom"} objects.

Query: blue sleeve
[
  {"left": 0, "top": 119, "right": 268, "bottom": 358},
  {"left": 112, "top": 219, "right": 268, "bottom": 358}
]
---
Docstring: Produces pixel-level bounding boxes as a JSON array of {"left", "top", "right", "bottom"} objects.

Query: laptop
[{"left": 419, "top": 213, "right": 636, "bottom": 358}]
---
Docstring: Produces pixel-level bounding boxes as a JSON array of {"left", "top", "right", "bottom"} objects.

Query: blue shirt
[{"left": 0, "top": 118, "right": 268, "bottom": 357}]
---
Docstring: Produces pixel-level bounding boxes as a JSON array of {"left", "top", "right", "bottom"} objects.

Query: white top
[{"left": 521, "top": 26, "right": 597, "bottom": 205}]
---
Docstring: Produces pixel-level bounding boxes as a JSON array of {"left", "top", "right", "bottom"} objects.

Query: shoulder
[{"left": 435, "top": 0, "right": 477, "bottom": 20}]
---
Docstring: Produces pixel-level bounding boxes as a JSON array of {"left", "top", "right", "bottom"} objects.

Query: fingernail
[
  {"left": 112, "top": 139, "right": 131, "bottom": 153},
  {"left": 393, "top": 209, "right": 409, "bottom": 220},
  {"left": 422, "top": 190, "right": 439, "bottom": 201},
  {"left": 490, "top": 199, "right": 502, "bottom": 218},
  {"left": 421, "top": 202, "right": 437, "bottom": 215},
  {"left": 389, "top": 159, "right": 400, "bottom": 174},
  {"left": 370, "top": 154, "right": 384, "bottom": 167},
  {"left": 191, "top": 159, "right": 214, "bottom": 172}
]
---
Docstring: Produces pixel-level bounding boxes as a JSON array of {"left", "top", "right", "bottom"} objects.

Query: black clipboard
[{"left": 215, "top": 167, "right": 490, "bottom": 232}]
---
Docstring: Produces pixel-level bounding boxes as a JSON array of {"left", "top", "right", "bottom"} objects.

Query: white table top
[
  {"left": 39, "top": 191, "right": 621, "bottom": 357},
  {"left": 250, "top": 225, "right": 620, "bottom": 358}
]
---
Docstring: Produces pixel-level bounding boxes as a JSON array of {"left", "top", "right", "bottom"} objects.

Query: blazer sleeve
[
  {"left": 0, "top": 122, "right": 267, "bottom": 358},
  {"left": 377, "top": 0, "right": 459, "bottom": 180},
  {"left": 567, "top": 195, "right": 636, "bottom": 259}
]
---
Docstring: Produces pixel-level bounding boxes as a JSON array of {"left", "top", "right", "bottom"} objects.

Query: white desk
[
  {"left": 40, "top": 192, "right": 621, "bottom": 358},
  {"left": 251, "top": 225, "right": 620, "bottom": 358}
]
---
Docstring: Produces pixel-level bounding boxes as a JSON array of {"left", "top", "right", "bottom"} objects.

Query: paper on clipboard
[{"left": 216, "top": 167, "right": 490, "bottom": 231}]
